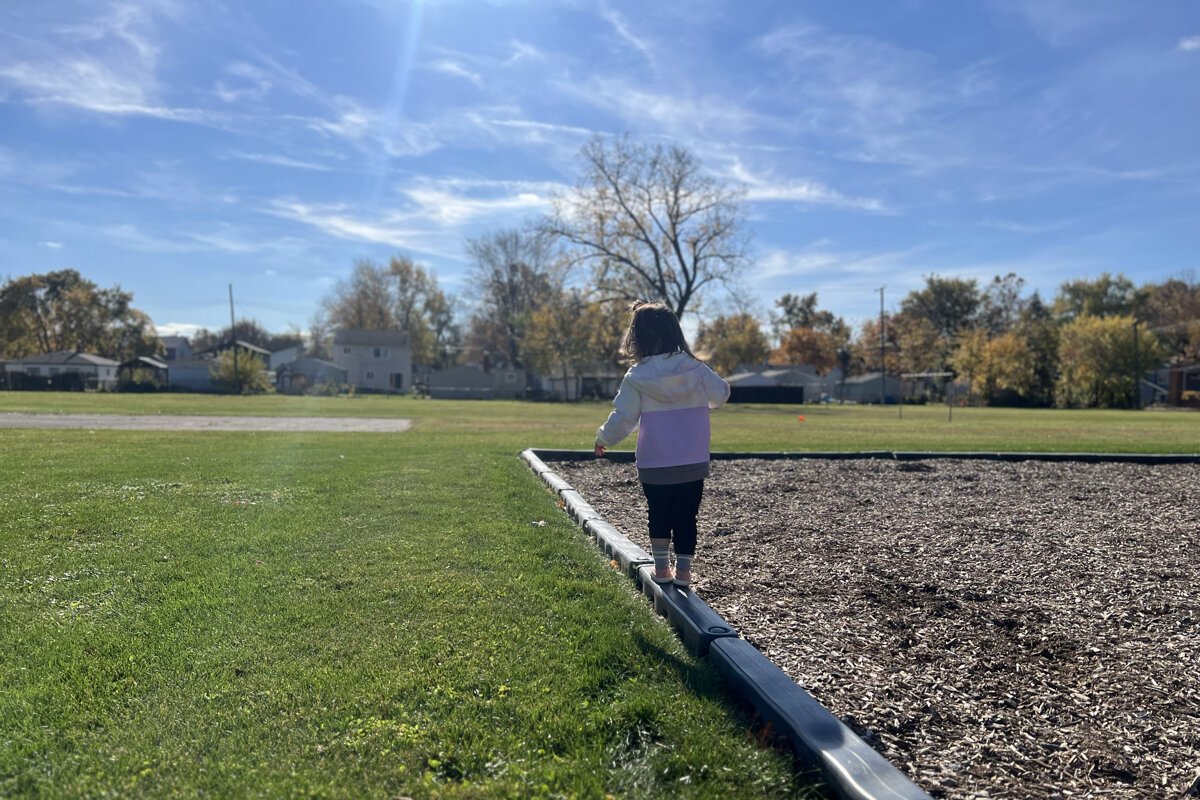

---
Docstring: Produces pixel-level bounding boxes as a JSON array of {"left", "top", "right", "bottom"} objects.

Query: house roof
[
  {"left": 726, "top": 372, "right": 778, "bottom": 387},
  {"left": 843, "top": 372, "right": 896, "bottom": 384},
  {"left": 12, "top": 351, "right": 120, "bottom": 367},
  {"left": 279, "top": 357, "right": 344, "bottom": 372},
  {"left": 727, "top": 365, "right": 822, "bottom": 386},
  {"left": 194, "top": 340, "right": 272, "bottom": 357},
  {"left": 762, "top": 367, "right": 819, "bottom": 384},
  {"left": 120, "top": 356, "right": 169, "bottom": 370},
  {"left": 333, "top": 329, "right": 409, "bottom": 347}
]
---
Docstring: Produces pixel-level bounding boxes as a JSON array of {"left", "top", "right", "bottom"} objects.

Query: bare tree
[
  {"left": 462, "top": 229, "right": 561, "bottom": 368},
  {"left": 542, "top": 135, "right": 749, "bottom": 319}
]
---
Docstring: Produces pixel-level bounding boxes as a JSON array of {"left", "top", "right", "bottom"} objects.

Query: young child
[{"left": 594, "top": 301, "right": 730, "bottom": 589}]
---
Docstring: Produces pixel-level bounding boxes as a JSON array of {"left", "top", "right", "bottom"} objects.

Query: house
[
  {"left": 723, "top": 364, "right": 844, "bottom": 404},
  {"left": 841, "top": 372, "right": 902, "bottom": 404},
  {"left": 424, "top": 365, "right": 527, "bottom": 399},
  {"left": 534, "top": 362, "right": 623, "bottom": 401},
  {"left": 162, "top": 341, "right": 272, "bottom": 392},
  {"left": 2, "top": 351, "right": 120, "bottom": 390},
  {"left": 726, "top": 370, "right": 806, "bottom": 404},
  {"left": 164, "top": 358, "right": 220, "bottom": 391},
  {"left": 276, "top": 358, "right": 347, "bottom": 394},
  {"left": 269, "top": 345, "right": 303, "bottom": 371},
  {"left": 159, "top": 336, "right": 193, "bottom": 362},
  {"left": 332, "top": 329, "right": 412, "bottom": 393}
]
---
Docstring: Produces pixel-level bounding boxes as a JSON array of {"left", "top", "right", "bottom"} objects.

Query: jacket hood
[{"left": 626, "top": 353, "right": 708, "bottom": 402}]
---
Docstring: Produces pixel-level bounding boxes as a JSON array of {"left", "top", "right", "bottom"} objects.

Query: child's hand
[{"left": 594, "top": 442, "right": 606, "bottom": 458}]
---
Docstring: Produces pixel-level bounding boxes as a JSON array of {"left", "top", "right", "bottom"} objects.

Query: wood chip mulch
[{"left": 552, "top": 456, "right": 1200, "bottom": 800}]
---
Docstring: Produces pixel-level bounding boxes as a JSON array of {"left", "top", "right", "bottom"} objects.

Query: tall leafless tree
[
  {"left": 462, "top": 229, "right": 562, "bottom": 368},
  {"left": 542, "top": 135, "right": 749, "bottom": 319}
]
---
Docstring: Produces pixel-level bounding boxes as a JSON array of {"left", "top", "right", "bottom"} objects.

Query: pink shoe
[{"left": 651, "top": 569, "right": 675, "bottom": 585}]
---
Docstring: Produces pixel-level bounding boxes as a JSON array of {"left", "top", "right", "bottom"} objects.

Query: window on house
[
  {"left": 28, "top": 367, "right": 40, "bottom": 375},
  {"left": 49, "top": 367, "right": 60, "bottom": 375},
  {"left": 366, "top": 371, "right": 374, "bottom": 380},
  {"left": 343, "top": 346, "right": 351, "bottom": 354},
  {"left": 505, "top": 372, "right": 516, "bottom": 383},
  {"left": 373, "top": 347, "right": 389, "bottom": 358}
]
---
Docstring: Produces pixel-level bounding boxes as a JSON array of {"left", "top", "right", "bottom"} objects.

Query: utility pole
[
  {"left": 229, "top": 284, "right": 239, "bottom": 395},
  {"left": 878, "top": 286, "right": 886, "bottom": 405},
  {"left": 1133, "top": 319, "right": 1140, "bottom": 410}
]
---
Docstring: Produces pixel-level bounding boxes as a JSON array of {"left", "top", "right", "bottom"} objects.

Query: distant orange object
[{"left": 797, "top": 415, "right": 806, "bottom": 422}]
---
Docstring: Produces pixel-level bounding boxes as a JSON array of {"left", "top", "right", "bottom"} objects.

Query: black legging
[{"left": 641, "top": 480, "right": 704, "bottom": 556}]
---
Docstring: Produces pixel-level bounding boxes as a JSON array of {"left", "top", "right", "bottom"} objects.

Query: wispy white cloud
[
  {"left": 754, "top": 247, "right": 843, "bottom": 281},
  {"left": 0, "top": 2, "right": 222, "bottom": 123},
  {"left": 220, "top": 150, "right": 334, "bottom": 172},
  {"left": 505, "top": 39, "right": 545, "bottom": 65},
  {"left": 267, "top": 200, "right": 427, "bottom": 249},
  {"left": 430, "top": 58, "right": 483, "bottom": 88},
  {"left": 747, "top": 243, "right": 944, "bottom": 327},
  {"left": 99, "top": 223, "right": 202, "bottom": 253},
  {"left": 994, "top": 0, "right": 1137, "bottom": 46},
  {"left": 155, "top": 321, "right": 204, "bottom": 337},
  {"left": 751, "top": 23, "right": 980, "bottom": 174},
  {"left": 95, "top": 220, "right": 306, "bottom": 257},
  {"left": 757, "top": 24, "right": 941, "bottom": 139},
  {"left": 300, "top": 98, "right": 444, "bottom": 157},
  {"left": 401, "top": 180, "right": 554, "bottom": 226},
  {"left": 214, "top": 62, "right": 275, "bottom": 103},
  {"left": 484, "top": 118, "right": 594, "bottom": 138},
  {"left": 723, "top": 160, "right": 889, "bottom": 213},
  {"left": 266, "top": 176, "right": 562, "bottom": 253},
  {"left": 1179, "top": 36, "right": 1200, "bottom": 52},
  {"left": 600, "top": 4, "right": 657, "bottom": 68},
  {"left": 40, "top": 241, "right": 65, "bottom": 249},
  {"left": 974, "top": 216, "right": 1074, "bottom": 235},
  {"left": 565, "top": 76, "right": 762, "bottom": 137},
  {"left": 469, "top": 116, "right": 596, "bottom": 162}
]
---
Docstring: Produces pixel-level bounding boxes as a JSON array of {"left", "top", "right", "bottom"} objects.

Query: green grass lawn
[
  {"left": 1, "top": 394, "right": 1196, "bottom": 798},
  {"left": 1, "top": 391, "right": 1196, "bottom": 453}
]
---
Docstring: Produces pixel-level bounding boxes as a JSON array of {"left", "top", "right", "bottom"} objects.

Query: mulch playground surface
[{"left": 554, "top": 456, "right": 1200, "bottom": 800}]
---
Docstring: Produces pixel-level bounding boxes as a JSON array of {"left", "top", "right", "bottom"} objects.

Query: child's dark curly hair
[{"left": 618, "top": 300, "right": 693, "bottom": 364}]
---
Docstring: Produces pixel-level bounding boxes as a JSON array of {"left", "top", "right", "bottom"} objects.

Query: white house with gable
[
  {"left": 333, "top": 329, "right": 411, "bottom": 393},
  {"left": 3, "top": 351, "right": 120, "bottom": 389}
]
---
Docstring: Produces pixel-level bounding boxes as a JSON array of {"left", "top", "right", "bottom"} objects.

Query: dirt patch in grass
[
  {"left": 0, "top": 413, "right": 411, "bottom": 432},
  {"left": 553, "top": 456, "right": 1200, "bottom": 800}
]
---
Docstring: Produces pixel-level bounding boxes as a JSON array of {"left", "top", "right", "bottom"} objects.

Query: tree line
[{"left": 2, "top": 136, "right": 1197, "bottom": 407}]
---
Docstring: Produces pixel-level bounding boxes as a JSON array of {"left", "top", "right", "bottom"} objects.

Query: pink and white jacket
[{"left": 596, "top": 353, "right": 731, "bottom": 483}]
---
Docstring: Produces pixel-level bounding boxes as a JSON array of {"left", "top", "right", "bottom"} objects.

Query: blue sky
[{"left": 2, "top": 0, "right": 1198, "bottom": 338}]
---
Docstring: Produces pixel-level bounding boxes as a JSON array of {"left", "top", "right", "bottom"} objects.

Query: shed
[
  {"left": 276, "top": 358, "right": 347, "bottom": 394},
  {"left": 1166, "top": 361, "right": 1200, "bottom": 408},
  {"left": 841, "top": 372, "right": 902, "bottom": 404},
  {"left": 428, "top": 366, "right": 496, "bottom": 399},
  {"left": 118, "top": 356, "right": 170, "bottom": 389}
]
